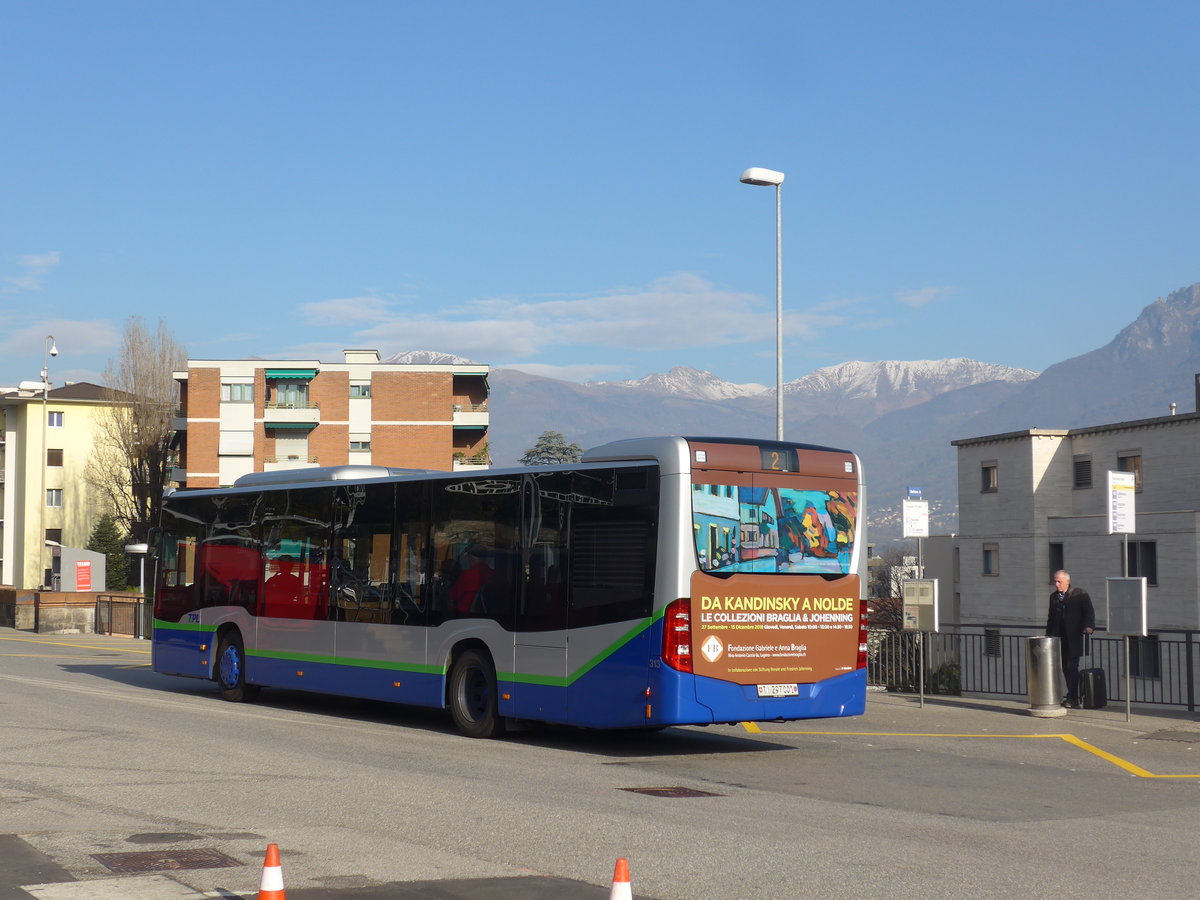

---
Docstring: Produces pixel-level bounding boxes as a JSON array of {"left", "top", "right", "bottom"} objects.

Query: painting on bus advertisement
[{"left": 692, "top": 484, "right": 856, "bottom": 575}]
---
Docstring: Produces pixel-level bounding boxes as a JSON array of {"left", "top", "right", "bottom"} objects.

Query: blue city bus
[{"left": 151, "top": 436, "right": 867, "bottom": 737}]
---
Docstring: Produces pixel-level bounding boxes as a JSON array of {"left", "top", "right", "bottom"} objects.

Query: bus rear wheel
[
  {"left": 215, "top": 632, "right": 260, "bottom": 703},
  {"left": 448, "top": 649, "right": 505, "bottom": 738}
]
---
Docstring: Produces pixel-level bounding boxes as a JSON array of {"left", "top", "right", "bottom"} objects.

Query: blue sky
[{"left": 2, "top": 1, "right": 1197, "bottom": 390}]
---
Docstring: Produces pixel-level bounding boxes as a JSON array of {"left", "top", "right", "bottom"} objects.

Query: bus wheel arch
[
  {"left": 446, "top": 643, "right": 506, "bottom": 739},
  {"left": 214, "top": 625, "right": 260, "bottom": 703}
]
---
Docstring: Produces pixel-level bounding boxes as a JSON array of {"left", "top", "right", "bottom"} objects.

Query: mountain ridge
[{"left": 391, "top": 281, "right": 1200, "bottom": 542}]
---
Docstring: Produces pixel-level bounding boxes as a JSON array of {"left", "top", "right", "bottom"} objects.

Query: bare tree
[{"left": 86, "top": 317, "right": 187, "bottom": 544}]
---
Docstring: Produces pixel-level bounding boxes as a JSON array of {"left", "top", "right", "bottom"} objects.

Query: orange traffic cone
[
  {"left": 257, "top": 843, "right": 285, "bottom": 899},
  {"left": 609, "top": 857, "right": 632, "bottom": 900}
]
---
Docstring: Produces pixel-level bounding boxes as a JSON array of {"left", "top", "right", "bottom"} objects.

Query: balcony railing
[
  {"left": 453, "top": 452, "right": 490, "bottom": 470},
  {"left": 264, "top": 401, "right": 321, "bottom": 426},
  {"left": 452, "top": 402, "right": 488, "bottom": 427},
  {"left": 264, "top": 457, "right": 319, "bottom": 473}
]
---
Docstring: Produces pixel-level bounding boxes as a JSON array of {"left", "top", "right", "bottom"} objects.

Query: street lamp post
[
  {"left": 739, "top": 167, "right": 786, "bottom": 441},
  {"left": 39, "top": 336, "right": 58, "bottom": 589}
]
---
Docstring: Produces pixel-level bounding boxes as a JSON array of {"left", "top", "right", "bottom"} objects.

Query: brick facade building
[{"left": 173, "top": 350, "right": 489, "bottom": 488}]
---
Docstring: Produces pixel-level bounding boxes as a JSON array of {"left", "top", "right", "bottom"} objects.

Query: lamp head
[
  {"left": 49, "top": 343, "right": 58, "bottom": 357},
  {"left": 740, "top": 167, "right": 786, "bottom": 186}
]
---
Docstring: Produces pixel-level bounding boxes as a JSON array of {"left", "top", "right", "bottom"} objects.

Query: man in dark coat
[{"left": 1045, "top": 570, "right": 1095, "bottom": 708}]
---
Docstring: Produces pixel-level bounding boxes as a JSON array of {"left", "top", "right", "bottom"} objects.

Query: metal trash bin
[{"left": 1026, "top": 636, "right": 1065, "bottom": 717}]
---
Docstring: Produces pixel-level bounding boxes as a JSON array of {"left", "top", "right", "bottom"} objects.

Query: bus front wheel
[
  {"left": 448, "top": 649, "right": 505, "bottom": 738},
  {"left": 215, "top": 632, "right": 260, "bottom": 703}
]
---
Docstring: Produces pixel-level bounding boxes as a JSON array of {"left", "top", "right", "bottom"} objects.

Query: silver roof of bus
[
  {"left": 582, "top": 436, "right": 691, "bottom": 475},
  {"left": 233, "top": 465, "right": 418, "bottom": 488}
]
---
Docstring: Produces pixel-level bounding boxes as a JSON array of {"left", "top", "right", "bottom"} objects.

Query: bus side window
[
  {"left": 261, "top": 487, "right": 332, "bottom": 621},
  {"left": 516, "top": 471, "right": 574, "bottom": 632},
  {"left": 201, "top": 493, "right": 260, "bottom": 612},
  {"left": 429, "top": 475, "right": 519, "bottom": 627},
  {"left": 568, "top": 468, "right": 657, "bottom": 627},
  {"left": 333, "top": 483, "right": 397, "bottom": 624}
]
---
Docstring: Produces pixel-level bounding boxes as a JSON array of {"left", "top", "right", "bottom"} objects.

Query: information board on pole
[
  {"left": 1106, "top": 577, "right": 1147, "bottom": 637},
  {"left": 901, "top": 578, "right": 938, "bottom": 632},
  {"left": 902, "top": 500, "right": 929, "bottom": 538},
  {"left": 1108, "top": 471, "right": 1136, "bottom": 534}
]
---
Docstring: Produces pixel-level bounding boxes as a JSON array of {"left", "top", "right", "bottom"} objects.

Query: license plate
[{"left": 757, "top": 683, "right": 799, "bottom": 697}]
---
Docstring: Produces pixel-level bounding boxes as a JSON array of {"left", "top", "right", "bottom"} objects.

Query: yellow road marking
[
  {"left": 742, "top": 722, "right": 1200, "bottom": 779},
  {"left": 0, "top": 635, "right": 151, "bottom": 655}
]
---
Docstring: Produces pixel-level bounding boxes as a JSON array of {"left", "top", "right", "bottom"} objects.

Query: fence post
[{"left": 1187, "top": 631, "right": 1195, "bottom": 713}]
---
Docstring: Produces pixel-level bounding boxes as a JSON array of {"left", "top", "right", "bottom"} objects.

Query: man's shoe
[{"left": 1062, "top": 699, "right": 1077, "bottom": 709}]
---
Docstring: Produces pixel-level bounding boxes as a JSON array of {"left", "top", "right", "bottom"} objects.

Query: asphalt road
[{"left": 3, "top": 627, "right": 1200, "bottom": 899}]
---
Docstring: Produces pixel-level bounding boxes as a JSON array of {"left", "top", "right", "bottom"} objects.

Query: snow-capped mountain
[
  {"left": 379, "top": 280, "right": 1200, "bottom": 540},
  {"left": 382, "top": 350, "right": 478, "bottom": 366},
  {"left": 786, "top": 358, "right": 1038, "bottom": 417},
  {"left": 592, "top": 359, "right": 1035, "bottom": 409},
  {"left": 593, "top": 366, "right": 769, "bottom": 401}
]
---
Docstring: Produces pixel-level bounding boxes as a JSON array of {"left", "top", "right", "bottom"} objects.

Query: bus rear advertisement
[{"left": 151, "top": 435, "right": 867, "bottom": 736}]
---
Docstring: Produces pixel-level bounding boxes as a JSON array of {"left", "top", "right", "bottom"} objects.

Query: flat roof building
[
  {"left": 952, "top": 410, "right": 1200, "bottom": 632},
  {"left": 0, "top": 382, "right": 126, "bottom": 589}
]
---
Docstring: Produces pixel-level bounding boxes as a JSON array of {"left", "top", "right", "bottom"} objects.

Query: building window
[
  {"left": 46, "top": 489, "right": 63, "bottom": 508},
  {"left": 45, "top": 528, "right": 62, "bottom": 544},
  {"left": 350, "top": 384, "right": 372, "bottom": 399},
  {"left": 48, "top": 411, "right": 64, "bottom": 428},
  {"left": 47, "top": 448, "right": 63, "bottom": 467},
  {"left": 349, "top": 440, "right": 371, "bottom": 452},
  {"left": 1125, "top": 540, "right": 1157, "bottom": 586},
  {"left": 273, "top": 381, "right": 309, "bottom": 408},
  {"left": 1130, "top": 635, "right": 1160, "bottom": 679},
  {"left": 984, "top": 628, "right": 1001, "bottom": 657},
  {"left": 220, "top": 383, "right": 254, "bottom": 403},
  {"left": 1073, "top": 456, "right": 1092, "bottom": 489},
  {"left": 1117, "top": 451, "right": 1143, "bottom": 490},
  {"left": 980, "top": 461, "right": 997, "bottom": 493},
  {"left": 983, "top": 543, "right": 999, "bottom": 576},
  {"left": 1048, "top": 543, "right": 1064, "bottom": 581}
]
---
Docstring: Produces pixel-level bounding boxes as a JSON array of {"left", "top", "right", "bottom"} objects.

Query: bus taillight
[
  {"left": 662, "top": 597, "right": 693, "bottom": 673},
  {"left": 856, "top": 599, "right": 869, "bottom": 670}
]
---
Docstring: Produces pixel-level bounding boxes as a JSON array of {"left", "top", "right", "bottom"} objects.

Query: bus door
[
  {"left": 512, "top": 474, "right": 569, "bottom": 721},
  {"left": 257, "top": 488, "right": 336, "bottom": 686}
]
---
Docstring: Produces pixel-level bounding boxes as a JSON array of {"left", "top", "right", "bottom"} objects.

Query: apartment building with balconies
[{"left": 173, "top": 349, "right": 489, "bottom": 488}]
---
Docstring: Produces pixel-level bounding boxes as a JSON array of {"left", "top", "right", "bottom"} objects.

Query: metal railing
[
  {"left": 868, "top": 626, "right": 1200, "bottom": 711},
  {"left": 94, "top": 595, "right": 149, "bottom": 639}
]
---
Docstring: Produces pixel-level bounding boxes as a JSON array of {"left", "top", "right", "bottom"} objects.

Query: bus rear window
[{"left": 692, "top": 483, "right": 855, "bottom": 575}]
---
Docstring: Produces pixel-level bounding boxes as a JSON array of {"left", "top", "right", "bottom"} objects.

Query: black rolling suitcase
[{"left": 1079, "top": 635, "right": 1107, "bottom": 709}]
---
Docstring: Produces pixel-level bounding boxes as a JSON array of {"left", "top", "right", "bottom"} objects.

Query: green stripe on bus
[
  {"left": 504, "top": 615, "right": 656, "bottom": 688},
  {"left": 155, "top": 609, "right": 664, "bottom": 686},
  {"left": 154, "top": 618, "right": 213, "bottom": 633}
]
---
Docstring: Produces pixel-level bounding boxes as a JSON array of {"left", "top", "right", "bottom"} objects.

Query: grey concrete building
[{"left": 951, "top": 411, "right": 1200, "bottom": 633}]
